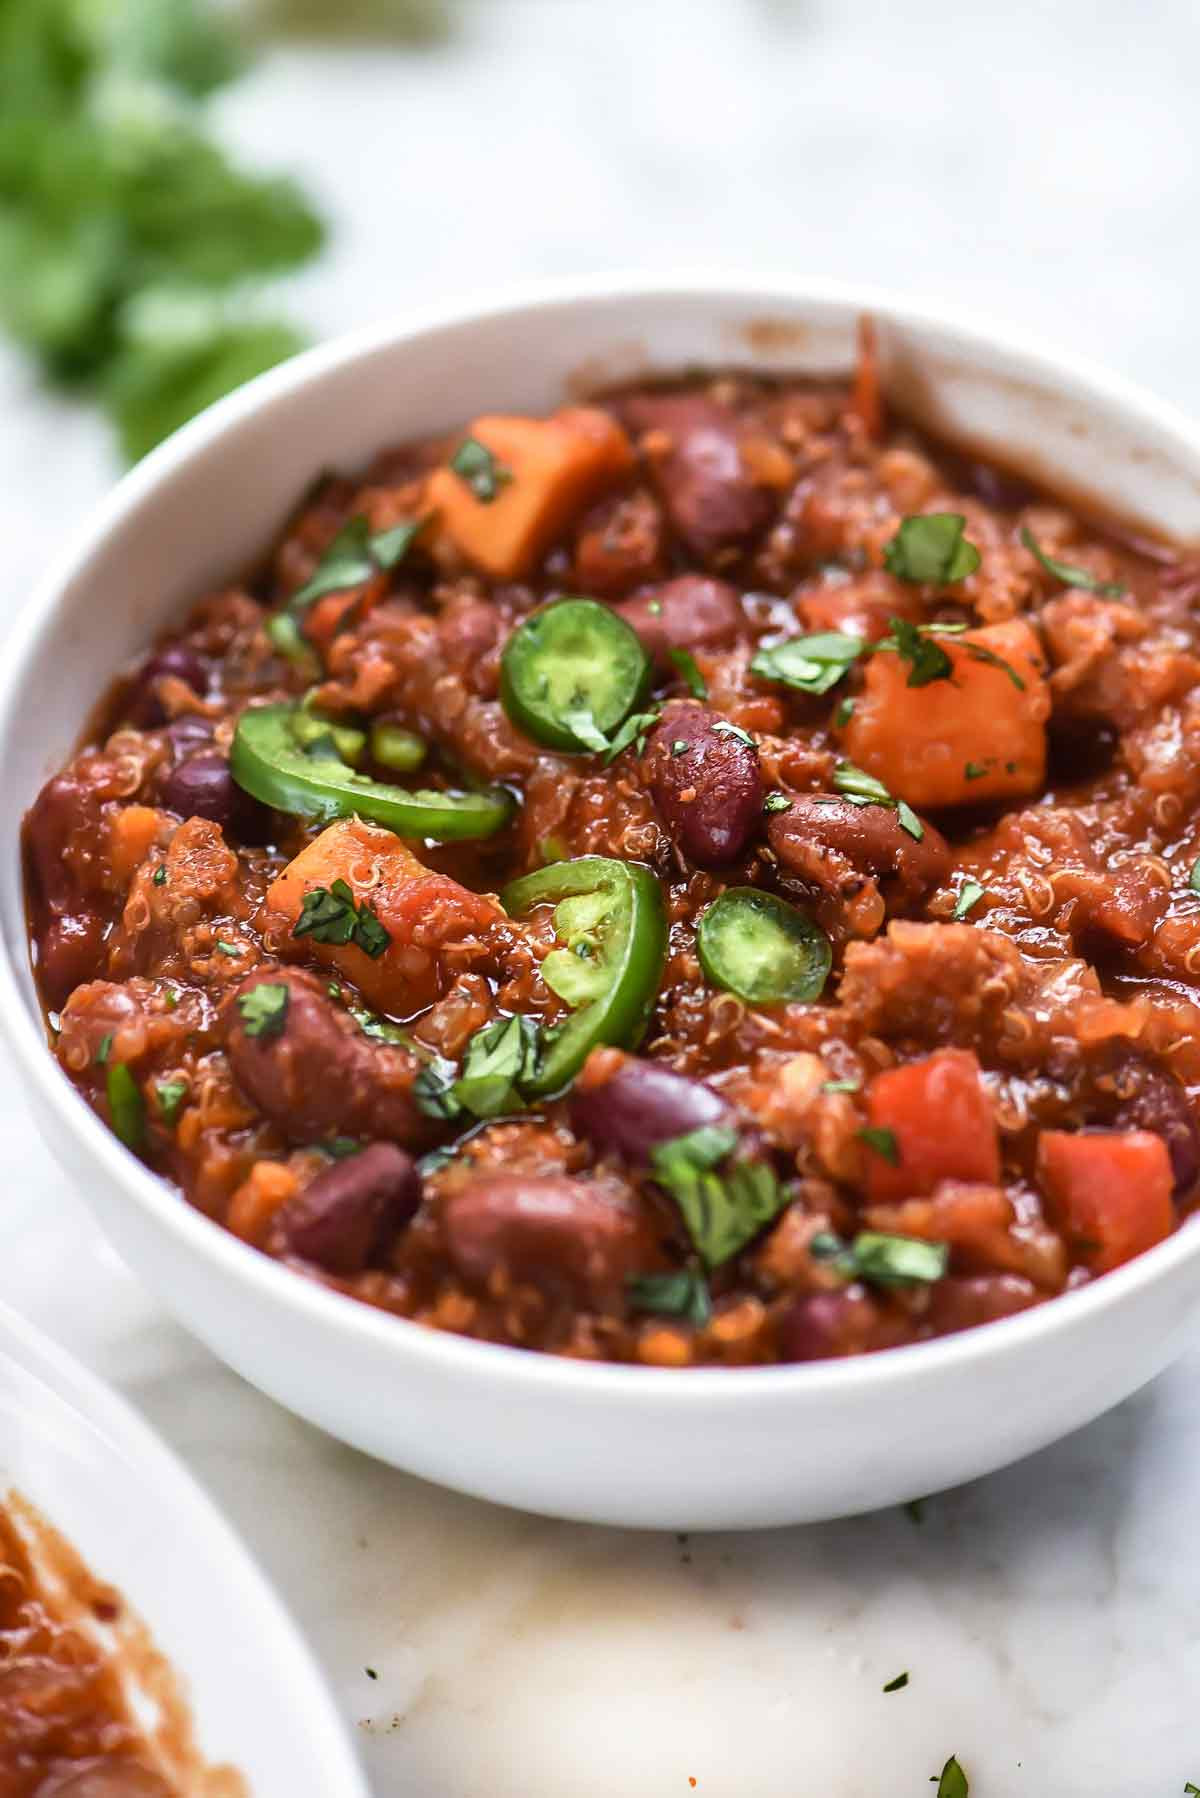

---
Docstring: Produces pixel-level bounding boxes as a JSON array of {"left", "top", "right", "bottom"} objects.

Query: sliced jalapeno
[
  {"left": 500, "top": 598, "right": 651, "bottom": 754},
  {"left": 231, "top": 703, "right": 512, "bottom": 841},
  {"left": 501, "top": 855, "right": 667, "bottom": 1094},
  {"left": 697, "top": 887, "right": 831, "bottom": 1004}
]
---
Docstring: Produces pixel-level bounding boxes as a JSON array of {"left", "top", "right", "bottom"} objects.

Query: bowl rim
[
  {"left": 5, "top": 267, "right": 1200, "bottom": 1407},
  {"left": 0, "top": 1293, "right": 369, "bottom": 1792}
]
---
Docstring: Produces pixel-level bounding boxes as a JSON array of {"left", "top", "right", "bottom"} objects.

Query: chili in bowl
[{"left": 5, "top": 279, "right": 1200, "bottom": 1528}]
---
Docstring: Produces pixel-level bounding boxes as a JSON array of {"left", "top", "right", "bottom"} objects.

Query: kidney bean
[
  {"left": 926, "top": 1274, "right": 1040, "bottom": 1336},
  {"left": 163, "top": 712, "right": 215, "bottom": 758},
  {"left": 160, "top": 748, "right": 271, "bottom": 844},
  {"left": 642, "top": 704, "right": 763, "bottom": 865},
  {"left": 441, "top": 1175, "right": 660, "bottom": 1307},
  {"left": 37, "top": 911, "right": 108, "bottom": 1010},
  {"left": 126, "top": 642, "right": 209, "bottom": 727},
  {"left": 570, "top": 1054, "right": 732, "bottom": 1162},
  {"left": 767, "top": 793, "right": 950, "bottom": 907},
  {"left": 780, "top": 1290, "right": 885, "bottom": 1361},
  {"left": 574, "top": 486, "right": 665, "bottom": 595},
  {"left": 273, "top": 1143, "right": 421, "bottom": 1274},
  {"left": 615, "top": 575, "right": 743, "bottom": 669},
  {"left": 226, "top": 969, "right": 430, "bottom": 1148},
  {"left": 622, "top": 393, "right": 775, "bottom": 559},
  {"left": 25, "top": 769, "right": 111, "bottom": 1006},
  {"left": 1105, "top": 1051, "right": 1200, "bottom": 1197}
]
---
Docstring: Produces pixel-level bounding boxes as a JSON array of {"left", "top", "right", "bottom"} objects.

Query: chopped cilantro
[
  {"left": 1020, "top": 527, "right": 1125, "bottom": 597},
  {"left": 763, "top": 792, "right": 793, "bottom": 814},
  {"left": 155, "top": 1079, "right": 188, "bottom": 1125},
  {"left": 215, "top": 939, "right": 239, "bottom": 956},
  {"left": 884, "top": 514, "right": 981, "bottom": 585},
  {"left": 821, "top": 1077, "right": 860, "bottom": 1094},
  {"left": 882, "top": 1672, "right": 909, "bottom": 1693},
  {"left": 293, "top": 880, "right": 390, "bottom": 958},
  {"left": 953, "top": 879, "right": 985, "bottom": 920},
  {"left": 412, "top": 1056, "right": 465, "bottom": 1122},
  {"left": 896, "top": 800, "right": 924, "bottom": 841},
  {"left": 650, "top": 1126, "right": 786, "bottom": 1270},
  {"left": 451, "top": 437, "right": 511, "bottom": 502},
  {"left": 106, "top": 1063, "right": 145, "bottom": 1151},
  {"left": 668, "top": 647, "right": 708, "bottom": 699},
  {"left": 833, "top": 762, "right": 893, "bottom": 805},
  {"left": 288, "top": 515, "right": 428, "bottom": 616},
  {"left": 602, "top": 707, "right": 660, "bottom": 764},
  {"left": 935, "top": 1755, "right": 969, "bottom": 1798},
  {"left": 627, "top": 1269, "right": 713, "bottom": 1327},
  {"left": 881, "top": 616, "right": 953, "bottom": 686},
  {"left": 813, "top": 1227, "right": 947, "bottom": 1286},
  {"left": 560, "top": 705, "right": 612, "bottom": 755},
  {"left": 964, "top": 640, "right": 1026, "bottom": 690},
  {"left": 452, "top": 1014, "right": 543, "bottom": 1120},
  {"left": 963, "top": 761, "right": 988, "bottom": 780},
  {"left": 236, "top": 982, "right": 289, "bottom": 1039},
  {"left": 1190, "top": 860, "right": 1200, "bottom": 894},
  {"left": 152, "top": 865, "right": 168, "bottom": 886},
  {"left": 711, "top": 719, "right": 756, "bottom": 748},
  {"left": 858, "top": 1126, "right": 899, "bottom": 1166},
  {"left": 834, "top": 695, "right": 855, "bottom": 728},
  {"left": 95, "top": 1033, "right": 113, "bottom": 1066},
  {"left": 365, "top": 1667, "right": 378, "bottom": 1681},
  {"left": 750, "top": 631, "right": 864, "bottom": 695}
]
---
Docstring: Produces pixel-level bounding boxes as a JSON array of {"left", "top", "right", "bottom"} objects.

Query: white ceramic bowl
[
  {"left": 5, "top": 276, "right": 1200, "bottom": 1532},
  {"left": 0, "top": 1296, "right": 367, "bottom": 1794}
]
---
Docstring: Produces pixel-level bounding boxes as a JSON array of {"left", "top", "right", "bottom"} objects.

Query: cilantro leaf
[
  {"left": 106, "top": 1062, "right": 145, "bottom": 1150},
  {"left": 935, "top": 1755, "right": 969, "bottom": 1798},
  {"left": 964, "top": 640, "right": 1026, "bottom": 690},
  {"left": 155, "top": 1078, "right": 188, "bottom": 1124},
  {"left": 627, "top": 1269, "right": 712, "bottom": 1327},
  {"left": 559, "top": 705, "right": 612, "bottom": 755},
  {"left": 451, "top": 437, "right": 510, "bottom": 502},
  {"left": 1020, "top": 527, "right": 1125, "bottom": 598},
  {"left": 857, "top": 1126, "right": 899, "bottom": 1166},
  {"left": 880, "top": 616, "right": 953, "bottom": 687},
  {"left": 650, "top": 1127, "right": 787, "bottom": 1270},
  {"left": 710, "top": 720, "right": 756, "bottom": 748},
  {"left": 293, "top": 879, "right": 390, "bottom": 958},
  {"left": 452, "top": 1014, "right": 543, "bottom": 1119},
  {"left": 668, "top": 647, "right": 708, "bottom": 699},
  {"left": 884, "top": 514, "right": 981, "bottom": 585},
  {"left": 750, "top": 631, "right": 864, "bottom": 695},
  {"left": 882, "top": 1671, "right": 909, "bottom": 1693},
  {"left": 953, "top": 879, "right": 985, "bottom": 920},
  {"left": 412, "top": 1055, "right": 465, "bottom": 1122},
  {"left": 833, "top": 761, "right": 893, "bottom": 805},
  {"left": 813, "top": 1227, "right": 947, "bottom": 1286},
  {"left": 236, "top": 981, "right": 290, "bottom": 1039},
  {"left": 601, "top": 707, "right": 661, "bottom": 764},
  {"left": 288, "top": 518, "right": 375, "bottom": 614},
  {"left": 763, "top": 792, "right": 792, "bottom": 815}
]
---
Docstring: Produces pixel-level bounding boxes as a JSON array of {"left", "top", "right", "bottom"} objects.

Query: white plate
[
  {"left": 4, "top": 274, "right": 1200, "bottom": 1530},
  {"left": 0, "top": 1295, "right": 368, "bottom": 1796}
]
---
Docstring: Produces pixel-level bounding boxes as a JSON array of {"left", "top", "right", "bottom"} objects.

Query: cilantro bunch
[{"left": 0, "top": 0, "right": 325, "bottom": 459}]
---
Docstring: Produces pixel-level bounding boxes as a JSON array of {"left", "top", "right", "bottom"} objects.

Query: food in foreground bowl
[
  {"left": 23, "top": 337, "right": 1200, "bottom": 1367},
  {"left": 0, "top": 1493, "right": 232, "bottom": 1795}
]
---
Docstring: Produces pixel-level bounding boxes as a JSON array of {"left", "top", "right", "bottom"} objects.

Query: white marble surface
[{"left": 5, "top": 3, "right": 1200, "bottom": 1791}]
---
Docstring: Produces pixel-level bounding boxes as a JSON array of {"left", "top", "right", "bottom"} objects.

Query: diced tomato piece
[
  {"left": 840, "top": 618, "right": 1049, "bottom": 809},
  {"left": 863, "top": 1048, "right": 1000, "bottom": 1202},
  {"left": 427, "top": 408, "right": 634, "bottom": 579},
  {"left": 264, "top": 816, "right": 502, "bottom": 1014},
  {"left": 1036, "top": 1129, "right": 1174, "bottom": 1274}
]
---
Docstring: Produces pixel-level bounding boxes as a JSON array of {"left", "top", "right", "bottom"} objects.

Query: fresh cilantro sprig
[
  {"left": 1021, "top": 527, "right": 1125, "bottom": 597},
  {"left": 627, "top": 1269, "right": 713, "bottom": 1327},
  {"left": 293, "top": 880, "right": 390, "bottom": 958},
  {"left": 811, "top": 1227, "right": 948, "bottom": 1285},
  {"left": 750, "top": 631, "right": 864, "bottom": 696},
  {"left": 830, "top": 761, "right": 924, "bottom": 842},
  {"left": 649, "top": 1126, "right": 788, "bottom": 1270},
  {"left": 288, "top": 515, "right": 428, "bottom": 615},
  {"left": 884, "top": 514, "right": 981, "bottom": 585},
  {"left": 413, "top": 1014, "right": 544, "bottom": 1123}
]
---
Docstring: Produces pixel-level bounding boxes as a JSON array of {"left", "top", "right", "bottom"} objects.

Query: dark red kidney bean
[
  {"left": 641, "top": 704, "right": 763, "bottom": 866},
  {"left": 570, "top": 1055, "right": 732, "bottom": 1163},
  {"left": 573, "top": 486, "right": 665, "bottom": 595},
  {"left": 25, "top": 770, "right": 96, "bottom": 903},
  {"left": 926, "top": 1274, "right": 1040, "bottom": 1337},
  {"left": 226, "top": 969, "right": 431, "bottom": 1148},
  {"left": 160, "top": 748, "right": 272, "bottom": 844},
  {"left": 163, "top": 712, "right": 215, "bottom": 758},
  {"left": 621, "top": 393, "right": 774, "bottom": 559},
  {"left": 37, "top": 911, "right": 108, "bottom": 1010},
  {"left": 780, "top": 1290, "right": 886, "bottom": 1361},
  {"left": 273, "top": 1143, "right": 421, "bottom": 1274},
  {"left": 127, "top": 642, "right": 209, "bottom": 727},
  {"left": 441, "top": 1175, "right": 661, "bottom": 1307},
  {"left": 615, "top": 574, "right": 743, "bottom": 669},
  {"left": 37, "top": 1764, "right": 173, "bottom": 1798},
  {"left": 1105, "top": 1052, "right": 1200, "bottom": 1197},
  {"left": 767, "top": 793, "right": 950, "bottom": 907}
]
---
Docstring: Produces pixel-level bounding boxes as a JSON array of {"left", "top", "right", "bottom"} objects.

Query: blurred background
[{"left": 3, "top": 0, "right": 1198, "bottom": 612}]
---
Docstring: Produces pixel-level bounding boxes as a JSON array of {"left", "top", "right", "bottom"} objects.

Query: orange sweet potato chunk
[
  {"left": 863, "top": 1047, "right": 1000, "bottom": 1203},
  {"left": 265, "top": 816, "right": 501, "bottom": 1015},
  {"left": 1036, "top": 1130, "right": 1174, "bottom": 1274},
  {"left": 427, "top": 408, "right": 634, "bottom": 579},
  {"left": 840, "top": 619, "right": 1049, "bottom": 809}
]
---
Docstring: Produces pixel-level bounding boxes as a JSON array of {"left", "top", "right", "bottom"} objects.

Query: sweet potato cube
[
  {"left": 427, "top": 408, "right": 634, "bottom": 579},
  {"left": 863, "top": 1048, "right": 1000, "bottom": 1203},
  {"left": 1036, "top": 1130, "right": 1174, "bottom": 1274},
  {"left": 840, "top": 619, "right": 1049, "bottom": 809},
  {"left": 265, "top": 816, "right": 500, "bottom": 1014}
]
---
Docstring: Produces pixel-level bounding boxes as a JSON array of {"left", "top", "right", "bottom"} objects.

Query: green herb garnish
[
  {"left": 215, "top": 939, "right": 239, "bottom": 956},
  {"left": 821, "top": 1077, "right": 860, "bottom": 1094},
  {"left": 601, "top": 707, "right": 661, "bottom": 764},
  {"left": 288, "top": 515, "right": 427, "bottom": 616},
  {"left": 935, "top": 1755, "right": 969, "bottom": 1798},
  {"left": 155, "top": 1080, "right": 188, "bottom": 1125},
  {"left": 953, "top": 879, "right": 985, "bottom": 920},
  {"left": 763, "top": 792, "right": 792, "bottom": 814},
  {"left": 668, "top": 647, "right": 708, "bottom": 699},
  {"left": 293, "top": 880, "right": 390, "bottom": 958},
  {"left": 106, "top": 1063, "right": 145, "bottom": 1150},
  {"left": 152, "top": 865, "right": 168, "bottom": 886},
  {"left": 412, "top": 1055, "right": 465, "bottom": 1122},
  {"left": 650, "top": 1126, "right": 786, "bottom": 1270},
  {"left": 1020, "top": 527, "right": 1125, "bottom": 597},
  {"left": 882, "top": 1672, "right": 909, "bottom": 1693},
  {"left": 452, "top": 1014, "right": 543, "bottom": 1120},
  {"left": 834, "top": 695, "right": 855, "bottom": 727},
  {"left": 964, "top": 640, "right": 1026, "bottom": 690},
  {"left": 451, "top": 437, "right": 511, "bottom": 502},
  {"left": 95, "top": 1033, "right": 113, "bottom": 1065},
  {"left": 884, "top": 514, "right": 981, "bottom": 585},
  {"left": 710, "top": 720, "right": 755, "bottom": 748},
  {"left": 1189, "top": 860, "right": 1200, "bottom": 894},
  {"left": 236, "top": 982, "right": 290, "bottom": 1039},
  {"left": 627, "top": 1269, "right": 713, "bottom": 1327},
  {"left": 750, "top": 631, "right": 864, "bottom": 695},
  {"left": 880, "top": 616, "right": 953, "bottom": 687},
  {"left": 832, "top": 762, "right": 924, "bottom": 840},
  {"left": 858, "top": 1126, "right": 900, "bottom": 1166},
  {"left": 963, "top": 761, "right": 988, "bottom": 780}
]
